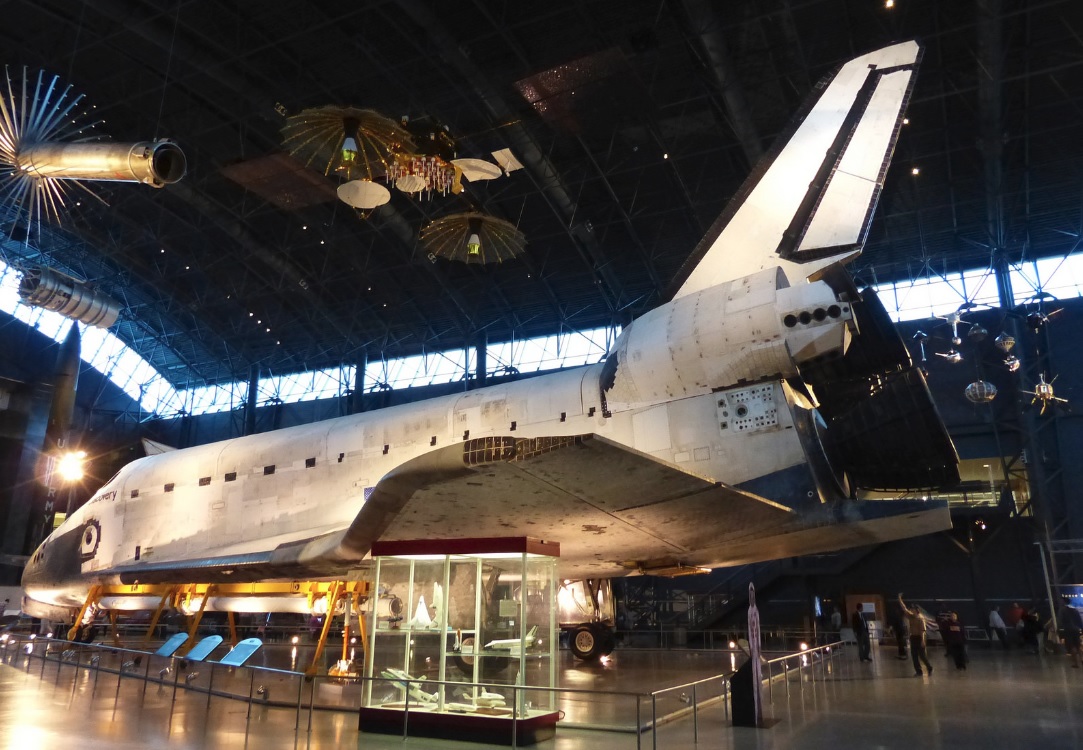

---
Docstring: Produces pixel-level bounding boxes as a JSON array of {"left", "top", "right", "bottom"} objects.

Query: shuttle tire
[{"left": 570, "top": 624, "right": 601, "bottom": 661}]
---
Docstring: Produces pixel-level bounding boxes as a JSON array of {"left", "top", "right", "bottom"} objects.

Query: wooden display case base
[{"left": 358, "top": 707, "right": 559, "bottom": 745}]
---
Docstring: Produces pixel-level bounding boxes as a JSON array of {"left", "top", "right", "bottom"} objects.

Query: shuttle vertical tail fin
[{"left": 671, "top": 41, "right": 921, "bottom": 298}]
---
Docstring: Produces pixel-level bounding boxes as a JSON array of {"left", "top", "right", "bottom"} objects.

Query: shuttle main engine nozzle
[
  {"left": 18, "top": 266, "right": 121, "bottom": 328},
  {"left": 16, "top": 139, "right": 187, "bottom": 187}
]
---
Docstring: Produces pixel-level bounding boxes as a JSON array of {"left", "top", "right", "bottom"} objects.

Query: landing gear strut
[{"left": 560, "top": 579, "right": 617, "bottom": 661}]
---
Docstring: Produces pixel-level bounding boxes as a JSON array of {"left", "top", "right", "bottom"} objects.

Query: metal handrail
[{"left": 1, "top": 631, "right": 843, "bottom": 748}]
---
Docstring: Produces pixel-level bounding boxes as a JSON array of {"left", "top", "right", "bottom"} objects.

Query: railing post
[
  {"left": 140, "top": 651, "right": 152, "bottom": 706},
  {"left": 116, "top": 653, "right": 129, "bottom": 712},
  {"left": 724, "top": 676, "right": 729, "bottom": 719},
  {"left": 402, "top": 678, "right": 411, "bottom": 740},
  {"left": 636, "top": 696, "right": 642, "bottom": 750},
  {"left": 692, "top": 683, "right": 698, "bottom": 743},
  {"left": 92, "top": 646, "right": 102, "bottom": 697},
  {"left": 206, "top": 662, "right": 216, "bottom": 711},
  {"left": 295, "top": 673, "right": 304, "bottom": 730},
  {"left": 306, "top": 677, "right": 316, "bottom": 733},
  {"left": 512, "top": 684, "right": 519, "bottom": 750},
  {"left": 651, "top": 694, "right": 658, "bottom": 750},
  {"left": 70, "top": 650, "right": 80, "bottom": 698},
  {"left": 244, "top": 668, "right": 256, "bottom": 736}
]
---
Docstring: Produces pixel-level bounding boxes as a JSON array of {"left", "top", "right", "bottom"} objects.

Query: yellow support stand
[
  {"left": 178, "top": 583, "right": 215, "bottom": 656},
  {"left": 142, "top": 587, "right": 177, "bottom": 646},
  {"left": 108, "top": 611, "right": 121, "bottom": 647},
  {"left": 62, "top": 579, "right": 371, "bottom": 674},
  {"left": 66, "top": 583, "right": 103, "bottom": 641},
  {"left": 307, "top": 581, "right": 343, "bottom": 677}
]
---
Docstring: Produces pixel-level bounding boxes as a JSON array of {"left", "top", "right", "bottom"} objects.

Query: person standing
[
  {"left": 944, "top": 612, "right": 968, "bottom": 669},
  {"left": 852, "top": 603, "right": 872, "bottom": 662},
  {"left": 935, "top": 603, "right": 954, "bottom": 659},
  {"left": 899, "top": 594, "right": 933, "bottom": 676},
  {"left": 889, "top": 594, "right": 909, "bottom": 660},
  {"left": 830, "top": 605, "right": 843, "bottom": 640},
  {"left": 989, "top": 606, "right": 1009, "bottom": 649},
  {"left": 1005, "top": 602, "right": 1024, "bottom": 647},
  {"left": 1059, "top": 600, "right": 1083, "bottom": 669},
  {"left": 1021, "top": 607, "right": 1043, "bottom": 654}
]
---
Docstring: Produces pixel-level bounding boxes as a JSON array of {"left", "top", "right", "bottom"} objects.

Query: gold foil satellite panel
[
  {"left": 420, "top": 212, "right": 526, "bottom": 265},
  {"left": 280, "top": 106, "right": 414, "bottom": 181}
]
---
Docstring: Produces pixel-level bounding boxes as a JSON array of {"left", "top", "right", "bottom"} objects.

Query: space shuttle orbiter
[{"left": 22, "top": 41, "right": 957, "bottom": 639}]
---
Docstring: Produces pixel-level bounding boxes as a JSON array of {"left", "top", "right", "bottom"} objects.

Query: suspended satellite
[
  {"left": 1022, "top": 373, "right": 1069, "bottom": 416},
  {"left": 994, "top": 333, "right": 1020, "bottom": 372},
  {"left": 420, "top": 212, "right": 526, "bottom": 264},
  {"left": 0, "top": 66, "right": 186, "bottom": 232},
  {"left": 1010, "top": 291, "right": 1064, "bottom": 335},
  {"left": 935, "top": 308, "right": 973, "bottom": 347}
]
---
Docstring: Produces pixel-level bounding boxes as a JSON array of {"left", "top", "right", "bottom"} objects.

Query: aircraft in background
[{"left": 22, "top": 41, "right": 958, "bottom": 660}]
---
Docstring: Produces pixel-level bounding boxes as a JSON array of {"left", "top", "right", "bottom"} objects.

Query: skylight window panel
[
  {"left": 926, "top": 274, "right": 967, "bottom": 317},
  {"left": 1033, "top": 255, "right": 1083, "bottom": 300},
  {"left": 142, "top": 376, "right": 181, "bottom": 414},
  {"left": 311, "top": 370, "right": 339, "bottom": 399},
  {"left": 34, "top": 310, "right": 67, "bottom": 339},
  {"left": 961, "top": 268, "right": 1000, "bottom": 307},
  {"left": 1009, "top": 262, "right": 1040, "bottom": 305}
]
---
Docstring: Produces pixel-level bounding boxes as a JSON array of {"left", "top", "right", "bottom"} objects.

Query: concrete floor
[{"left": 1, "top": 641, "right": 1081, "bottom": 750}]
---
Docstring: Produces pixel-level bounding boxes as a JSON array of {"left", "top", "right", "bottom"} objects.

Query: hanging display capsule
[
  {"left": 966, "top": 380, "right": 996, "bottom": 404},
  {"left": 964, "top": 381, "right": 998, "bottom": 403}
]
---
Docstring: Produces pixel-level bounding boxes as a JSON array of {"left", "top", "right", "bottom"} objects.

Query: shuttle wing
[
  {"left": 101, "top": 433, "right": 946, "bottom": 583},
  {"left": 368, "top": 435, "right": 946, "bottom": 577}
]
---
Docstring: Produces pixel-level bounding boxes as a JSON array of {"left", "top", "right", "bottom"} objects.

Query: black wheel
[{"left": 570, "top": 624, "right": 601, "bottom": 661}]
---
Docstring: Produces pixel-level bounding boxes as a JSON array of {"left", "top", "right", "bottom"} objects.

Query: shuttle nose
[{"left": 20, "top": 524, "right": 83, "bottom": 591}]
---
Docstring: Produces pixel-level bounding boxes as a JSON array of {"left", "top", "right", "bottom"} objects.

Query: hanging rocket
[{"left": 39, "top": 323, "right": 82, "bottom": 532}]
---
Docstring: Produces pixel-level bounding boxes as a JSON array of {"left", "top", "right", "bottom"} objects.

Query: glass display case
[{"left": 360, "top": 537, "right": 559, "bottom": 745}]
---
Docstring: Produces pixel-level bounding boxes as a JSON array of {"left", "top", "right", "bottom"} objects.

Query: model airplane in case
[{"left": 23, "top": 41, "right": 957, "bottom": 656}]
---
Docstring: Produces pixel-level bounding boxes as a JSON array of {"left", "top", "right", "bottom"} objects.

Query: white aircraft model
[
  {"left": 483, "top": 625, "right": 537, "bottom": 653},
  {"left": 22, "top": 41, "right": 957, "bottom": 658}
]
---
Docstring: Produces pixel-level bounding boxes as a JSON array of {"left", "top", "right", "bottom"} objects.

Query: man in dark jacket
[
  {"left": 944, "top": 612, "right": 968, "bottom": 670},
  {"left": 852, "top": 603, "right": 872, "bottom": 662}
]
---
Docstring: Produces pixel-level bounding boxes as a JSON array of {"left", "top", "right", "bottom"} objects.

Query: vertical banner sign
[{"left": 749, "top": 582, "right": 763, "bottom": 727}]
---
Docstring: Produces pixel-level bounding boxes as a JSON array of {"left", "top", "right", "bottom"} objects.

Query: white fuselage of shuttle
[{"left": 26, "top": 270, "right": 849, "bottom": 610}]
